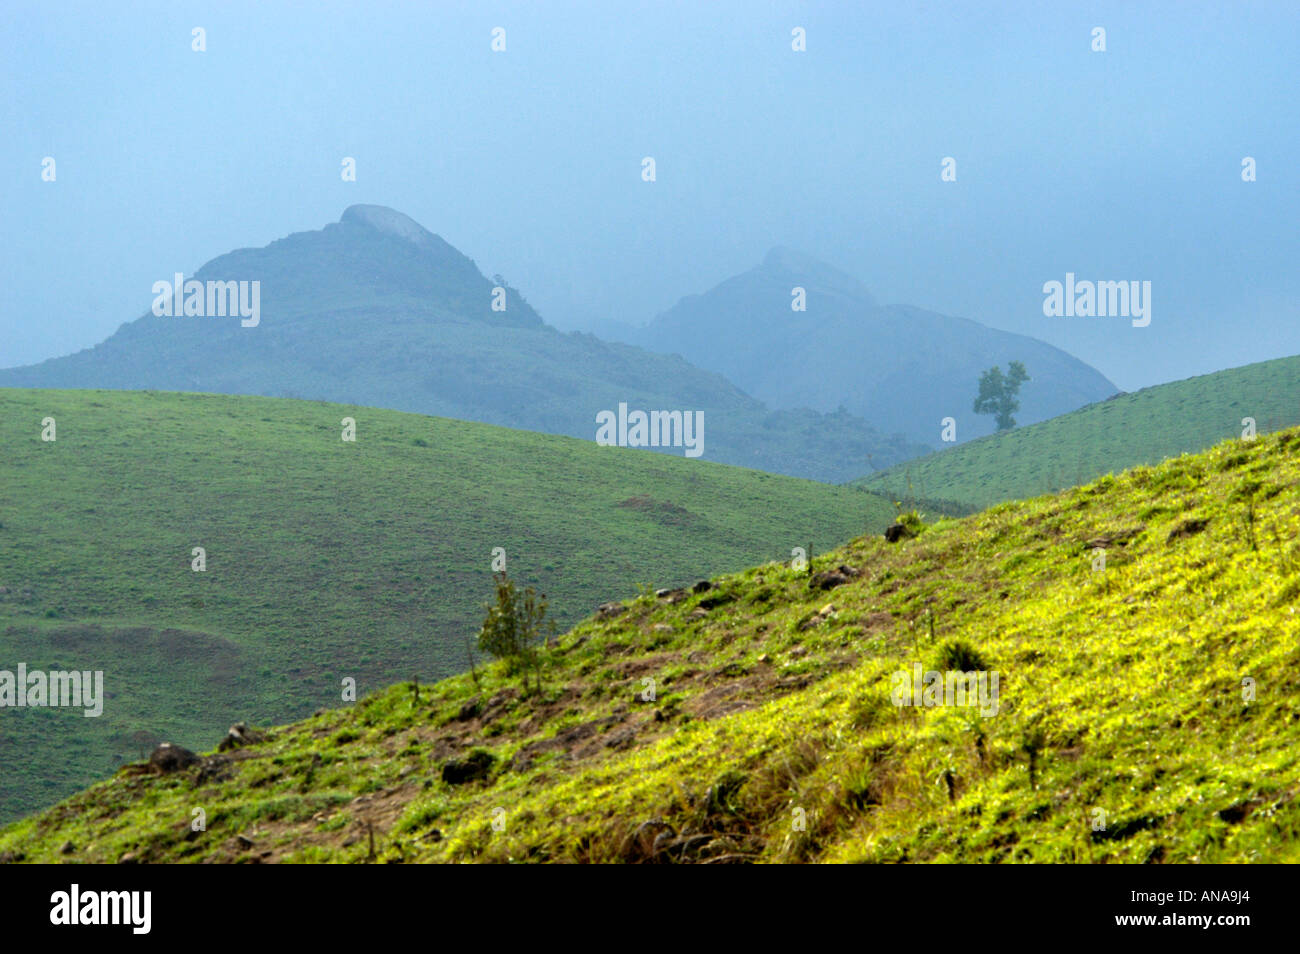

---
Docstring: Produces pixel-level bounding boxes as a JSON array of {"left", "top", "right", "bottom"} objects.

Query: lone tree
[
  {"left": 476, "top": 572, "right": 554, "bottom": 693},
  {"left": 973, "top": 361, "right": 1030, "bottom": 431}
]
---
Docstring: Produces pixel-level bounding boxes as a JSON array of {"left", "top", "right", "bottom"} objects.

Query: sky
[{"left": 2, "top": 0, "right": 1297, "bottom": 392}]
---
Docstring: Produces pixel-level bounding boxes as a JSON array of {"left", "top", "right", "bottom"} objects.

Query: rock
[
  {"left": 148, "top": 742, "right": 200, "bottom": 774},
  {"left": 597, "top": 601, "right": 626, "bottom": 620},
  {"left": 236, "top": 834, "right": 255, "bottom": 849},
  {"left": 217, "top": 721, "right": 265, "bottom": 752},
  {"left": 656, "top": 588, "right": 688, "bottom": 604},
  {"left": 884, "top": 523, "right": 908, "bottom": 543},
  {"left": 59, "top": 841, "right": 75, "bottom": 855},
  {"left": 692, "top": 580, "right": 713, "bottom": 594},
  {"left": 118, "top": 852, "right": 138, "bottom": 864},
  {"left": 650, "top": 623, "right": 674, "bottom": 633},
  {"left": 687, "top": 608, "right": 709, "bottom": 621},
  {"left": 810, "top": 565, "right": 860, "bottom": 590},
  {"left": 455, "top": 698, "right": 481, "bottom": 721},
  {"left": 441, "top": 749, "right": 496, "bottom": 785},
  {"left": 757, "top": 653, "right": 770, "bottom": 664}
]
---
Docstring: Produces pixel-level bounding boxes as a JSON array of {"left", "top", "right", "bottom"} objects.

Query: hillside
[
  {"left": 5, "top": 426, "right": 1298, "bottom": 863},
  {"left": 608, "top": 247, "right": 1118, "bottom": 448},
  {"left": 859, "top": 354, "right": 1300, "bottom": 510},
  {"left": 0, "top": 387, "right": 897, "bottom": 823},
  {"left": 0, "top": 207, "right": 927, "bottom": 483}
]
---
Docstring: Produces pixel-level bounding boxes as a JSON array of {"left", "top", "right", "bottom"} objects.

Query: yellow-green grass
[{"left": 4, "top": 426, "right": 1297, "bottom": 863}]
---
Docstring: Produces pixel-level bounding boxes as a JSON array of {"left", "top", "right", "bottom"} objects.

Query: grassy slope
[
  {"left": 857, "top": 354, "right": 1300, "bottom": 510},
  {"left": 5, "top": 427, "right": 1298, "bottom": 863},
  {"left": 0, "top": 388, "right": 894, "bottom": 822}
]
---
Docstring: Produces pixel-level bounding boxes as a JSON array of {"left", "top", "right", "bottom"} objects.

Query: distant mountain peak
[
  {"left": 340, "top": 204, "right": 436, "bottom": 245},
  {"left": 757, "top": 246, "right": 875, "bottom": 305}
]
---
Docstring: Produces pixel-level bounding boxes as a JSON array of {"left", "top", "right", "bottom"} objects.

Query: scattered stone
[
  {"left": 650, "top": 623, "right": 674, "bottom": 633},
  {"left": 217, "top": 721, "right": 265, "bottom": 752},
  {"left": 148, "top": 742, "right": 199, "bottom": 774},
  {"left": 687, "top": 608, "right": 709, "bottom": 621},
  {"left": 118, "top": 852, "right": 138, "bottom": 864},
  {"left": 59, "top": 841, "right": 75, "bottom": 855},
  {"left": 809, "top": 564, "right": 860, "bottom": 590},
  {"left": 455, "top": 698, "right": 481, "bottom": 721},
  {"left": 692, "top": 580, "right": 713, "bottom": 594},
  {"left": 884, "top": 523, "right": 909, "bottom": 543},
  {"left": 597, "top": 601, "right": 627, "bottom": 620},
  {"left": 236, "top": 834, "right": 255, "bottom": 849},
  {"left": 756, "top": 653, "right": 770, "bottom": 664},
  {"left": 796, "top": 604, "right": 837, "bottom": 632},
  {"left": 441, "top": 749, "right": 496, "bottom": 785}
]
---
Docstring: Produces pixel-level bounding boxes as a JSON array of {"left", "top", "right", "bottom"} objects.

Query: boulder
[
  {"left": 597, "top": 601, "right": 626, "bottom": 620},
  {"left": 148, "top": 742, "right": 199, "bottom": 774},
  {"left": 441, "top": 749, "right": 496, "bottom": 785},
  {"left": 217, "top": 721, "right": 265, "bottom": 752}
]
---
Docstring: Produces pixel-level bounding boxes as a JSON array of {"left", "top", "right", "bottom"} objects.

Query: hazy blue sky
[{"left": 3, "top": 1, "right": 1297, "bottom": 391}]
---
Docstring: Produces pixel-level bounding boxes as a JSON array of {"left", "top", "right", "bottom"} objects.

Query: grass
[
  {"left": 5, "top": 425, "right": 1298, "bottom": 863},
  {"left": 0, "top": 387, "right": 897, "bottom": 822},
  {"left": 857, "top": 353, "right": 1300, "bottom": 509}
]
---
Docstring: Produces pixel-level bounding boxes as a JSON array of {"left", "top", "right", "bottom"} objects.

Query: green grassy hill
[
  {"left": 857, "top": 354, "right": 1300, "bottom": 510},
  {"left": 0, "top": 388, "right": 895, "bottom": 822},
  {"left": 5, "top": 426, "right": 1297, "bottom": 863}
]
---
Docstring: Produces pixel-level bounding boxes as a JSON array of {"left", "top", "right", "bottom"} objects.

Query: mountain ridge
[{"left": 0, "top": 208, "right": 925, "bottom": 482}]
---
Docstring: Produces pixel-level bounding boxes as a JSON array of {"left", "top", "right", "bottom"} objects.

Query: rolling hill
[
  {"left": 4, "top": 426, "right": 1298, "bottom": 863},
  {"left": 604, "top": 246, "right": 1119, "bottom": 448},
  {"left": 0, "top": 387, "right": 898, "bottom": 823},
  {"left": 858, "top": 354, "right": 1300, "bottom": 510},
  {"left": 0, "top": 206, "right": 927, "bottom": 483}
]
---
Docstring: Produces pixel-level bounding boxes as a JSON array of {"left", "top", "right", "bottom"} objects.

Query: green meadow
[
  {"left": 859, "top": 354, "right": 1300, "bottom": 510},
  {"left": 0, "top": 387, "right": 895, "bottom": 822}
]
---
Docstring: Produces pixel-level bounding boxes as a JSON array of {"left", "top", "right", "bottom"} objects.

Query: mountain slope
[
  {"left": 0, "top": 208, "right": 926, "bottom": 482},
  {"left": 0, "top": 387, "right": 897, "bottom": 823},
  {"left": 5, "top": 426, "right": 1297, "bottom": 863},
  {"left": 858, "top": 354, "right": 1300, "bottom": 509},
  {"left": 615, "top": 247, "right": 1118, "bottom": 448}
]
